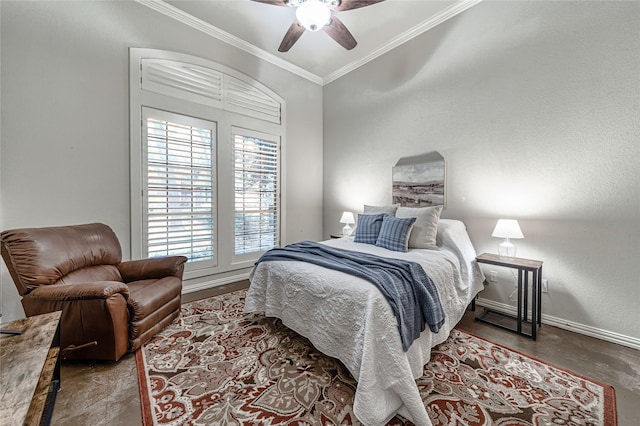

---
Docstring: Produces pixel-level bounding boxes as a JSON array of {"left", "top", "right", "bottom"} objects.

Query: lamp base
[
  {"left": 342, "top": 224, "right": 353, "bottom": 236},
  {"left": 498, "top": 239, "right": 517, "bottom": 259}
]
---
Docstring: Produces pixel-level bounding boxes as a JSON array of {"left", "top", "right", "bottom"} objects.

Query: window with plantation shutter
[
  {"left": 233, "top": 129, "right": 280, "bottom": 256},
  {"left": 131, "top": 49, "right": 285, "bottom": 281},
  {"left": 143, "top": 108, "right": 216, "bottom": 268}
]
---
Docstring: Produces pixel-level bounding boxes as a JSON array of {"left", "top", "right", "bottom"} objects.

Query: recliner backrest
[{"left": 1, "top": 223, "right": 123, "bottom": 295}]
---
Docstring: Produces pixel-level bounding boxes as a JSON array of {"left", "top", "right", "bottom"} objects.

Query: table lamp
[
  {"left": 340, "top": 211, "right": 355, "bottom": 236},
  {"left": 492, "top": 219, "right": 524, "bottom": 259}
]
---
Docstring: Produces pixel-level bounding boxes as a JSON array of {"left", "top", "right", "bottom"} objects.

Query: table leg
[
  {"left": 538, "top": 266, "right": 543, "bottom": 326},
  {"left": 517, "top": 270, "right": 523, "bottom": 335},
  {"left": 531, "top": 270, "right": 537, "bottom": 340},
  {"left": 523, "top": 270, "right": 529, "bottom": 323}
]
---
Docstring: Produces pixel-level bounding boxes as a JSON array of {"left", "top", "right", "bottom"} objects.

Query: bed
[{"left": 244, "top": 217, "right": 485, "bottom": 425}]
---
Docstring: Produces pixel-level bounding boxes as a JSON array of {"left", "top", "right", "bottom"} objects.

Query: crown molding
[
  {"left": 136, "top": 0, "right": 482, "bottom": 87},
  {"left": 135, "top": 0, "right": 324, "bottom": 85},
  {"left": 323, "top": 0, "right": 483, "bottom": 85}
]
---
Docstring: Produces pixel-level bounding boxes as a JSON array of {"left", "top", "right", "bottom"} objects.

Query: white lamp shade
[
  {"left": 340, "top": 211, "right": 355, "bottom": 236},
  {"left": 492, "top": 219, "right": 523, "bottom": 258},
  {"left": 340, "top": 211, "right": 355, "bottom": 224},
  {"left": 296, "top": 0, "right": 331, "bottom": 31},
  {"left": 491, "top": 219, "right": 524, "bottom": 239}
]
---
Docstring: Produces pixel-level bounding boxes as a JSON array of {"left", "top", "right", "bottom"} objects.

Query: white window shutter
[
  {"left": 142, "top": 59, "right": 223, "bottom": 108},
  {"left": 141, "top": 59, "right": 281, "bottom": 124},
  {"left": 144, "top": 111, "right": 216, "bottom": 266},
  {"left": 224, "top": 77, "right": 281, "bottom": 124},
  {"left": 233, "top": 131, "right": 280, "bottom": 255}
]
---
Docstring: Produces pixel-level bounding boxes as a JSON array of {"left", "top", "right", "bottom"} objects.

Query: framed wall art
[{"left": 392, "top": 151, "right": 445, "bottom": 207}]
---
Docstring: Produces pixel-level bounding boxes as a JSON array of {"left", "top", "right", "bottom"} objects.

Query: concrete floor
[{"left": 51, "top": 281, "right": 640, "bottom": 425}]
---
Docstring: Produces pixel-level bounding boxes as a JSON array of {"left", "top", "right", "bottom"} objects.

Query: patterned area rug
[{"left": 136, "top": 289, "right": 617, "bottom": 425}]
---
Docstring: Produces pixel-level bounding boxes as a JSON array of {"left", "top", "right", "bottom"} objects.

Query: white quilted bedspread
[{"left": 244, "top": 220, "right": 484, "bottom": 425}]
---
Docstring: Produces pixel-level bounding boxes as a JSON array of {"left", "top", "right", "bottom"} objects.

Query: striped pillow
[
  {"left": 375, "top": 215, "right": 417, "bottom": 252},
  {"left": 354, "top": 213, "right": 387, "bottom": 245}
]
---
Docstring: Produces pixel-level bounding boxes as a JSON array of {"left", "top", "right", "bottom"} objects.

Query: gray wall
[
  {"left": 0, "top": 0, "right": 323, "bottom": 321},
  {"left": 323, "top": 1, "right": 640, "bottom": 343}
]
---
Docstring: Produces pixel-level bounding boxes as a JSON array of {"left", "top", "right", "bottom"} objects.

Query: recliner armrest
[
  {"left": 29, "top": 281, "right": 129, "bottom": 301},
  {"left": 117, "top": 256, "right": 188, "bottom": 282}
]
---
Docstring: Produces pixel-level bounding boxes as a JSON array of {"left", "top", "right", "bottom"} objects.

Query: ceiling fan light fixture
[{"left": 296, "top": 0, "right": 331, "bottom": 32}]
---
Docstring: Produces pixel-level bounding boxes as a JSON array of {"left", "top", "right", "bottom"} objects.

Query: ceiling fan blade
[
  {"left": 333, "top": 0, "right": 385, "bottom": 12},
  {"left": 323, "top": 16, "right": 357, "bottom": 50},
  {"left": 252, "top": 0, "right": 289, "bottom": 7},
  {"left": 278, "top": 20, "right": 306, "bottom": 52}
]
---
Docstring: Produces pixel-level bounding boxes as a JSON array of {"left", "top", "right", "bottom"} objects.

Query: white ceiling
[{"left": 141, "top": 0, "right": 482, "bottom": 85}]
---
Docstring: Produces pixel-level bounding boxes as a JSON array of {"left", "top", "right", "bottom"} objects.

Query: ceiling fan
[{"left": 253, "top": 0, "right": 386, "bottom": 52}]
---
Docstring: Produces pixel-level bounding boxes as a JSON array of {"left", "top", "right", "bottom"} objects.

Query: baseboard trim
[
  {"left": 476, "top": 298, "right": 640, "bottom": 351},
  {"left": 182, "top": 272, "right": 251, "bottom": 294}
]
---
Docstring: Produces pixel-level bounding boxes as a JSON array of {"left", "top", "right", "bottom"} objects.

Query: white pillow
[
  {"left": 363, "top": 204, "right": 398, "bottom": 216},
  {"left": 395, "top": 205, "right": 443, "bottom": 249}
]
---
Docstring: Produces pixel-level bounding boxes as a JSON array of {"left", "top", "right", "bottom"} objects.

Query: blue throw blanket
[{"left": 255, "top": 241, "right": 445, "bottom": 351}]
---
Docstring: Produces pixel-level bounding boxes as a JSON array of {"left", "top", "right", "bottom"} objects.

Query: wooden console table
[{"left": 1, "top": 311, "right": 61, "bottom": 425}]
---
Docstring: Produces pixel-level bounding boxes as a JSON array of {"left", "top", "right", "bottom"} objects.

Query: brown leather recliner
[{"left": 1, "top": 223, "right": 187, "bottom": 361}]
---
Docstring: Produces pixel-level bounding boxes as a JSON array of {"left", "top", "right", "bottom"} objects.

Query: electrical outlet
[
  {"left": 541, "top": 279, "right": 548, "bottom": 293},
  {"left": 489, "top": 271, "right": 498, "bottom": 283}
]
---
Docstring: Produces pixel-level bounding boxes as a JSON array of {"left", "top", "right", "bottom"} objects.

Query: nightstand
[
  {"left": 475, "top": 253, "right": 543, "bottom": 340},
  {"left": 330, "top": 233, "right": 344, "bottom": 239}
]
